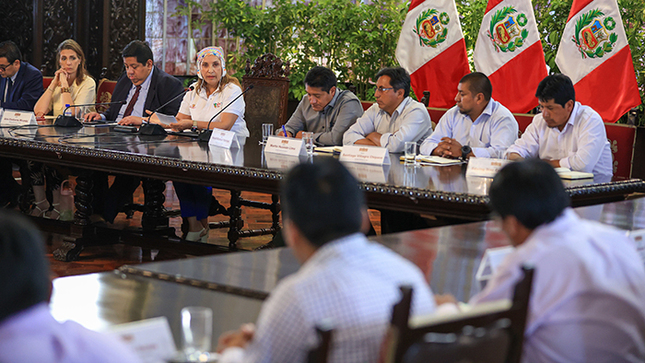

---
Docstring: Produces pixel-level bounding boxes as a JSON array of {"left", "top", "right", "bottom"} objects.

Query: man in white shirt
[
  {"left": 216, "top": 158, "right": 436, "bottom": 363},
  {"left": 505, "top": 74, "right": 613, "bottom": 177},
  {"left": 470, "top": 159, "right": 645, "bottom": 362},
  {"left": 0, "top": 210, "right": 141, "bottom": 363},
  {"left": 343, "top": 67, "right": 432, "bottom": 152},
  {"left": 420, "top": 72, "right": 518, "bottom": 159}
]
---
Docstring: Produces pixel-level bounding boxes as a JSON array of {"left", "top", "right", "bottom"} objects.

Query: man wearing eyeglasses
[
  {"left": 277, "top": 66, "right": 363, "bottom": 146},
  {"left": 0, "top": 40, "right": 43, "bottom": 208},
  {"left": 343, "top": 67, "right": 432, "bottom": 152}
]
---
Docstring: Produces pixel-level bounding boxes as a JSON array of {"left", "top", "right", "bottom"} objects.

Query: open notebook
[{"left": 554, "top": 167, "right": 594, "bottom": 180}]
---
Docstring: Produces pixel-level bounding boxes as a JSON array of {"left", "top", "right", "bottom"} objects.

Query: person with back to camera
[{"left": 0, "top": 209, "right": 142, "bottom": 363}]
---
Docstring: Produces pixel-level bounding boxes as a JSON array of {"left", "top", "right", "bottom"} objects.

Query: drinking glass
[
  {"left": 181, "top": 306, "right": 213, "bottom": 361},
  {"left": 261, "top": 123, "right": 273, "bottom": 145},
  {"left": 302, "top": 131, "right": 314, "bottom": 155},
  {"left": 404, "top": 141, "right": 417, "bottom": 166}
]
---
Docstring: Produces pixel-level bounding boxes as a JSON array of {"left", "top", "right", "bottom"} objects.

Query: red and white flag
[
  {"left": 395, "top": 0, "right": 470, "bottom": 109},
  {"left": 473, "top": 0, "right": 548, "bottom": 113},
  {"left": 555, "top": 0, "right": 641, "bottom": 123}
]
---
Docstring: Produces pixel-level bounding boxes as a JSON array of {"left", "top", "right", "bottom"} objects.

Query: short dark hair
[
  {"left": 304, "top": 66, "right": 337, "bottom": 93},
  {"left": 376, "top": 67, "right": 411, "bottom": 98},
  {"left": 122, "top": 40, "right": 154, "bottom": 65},
  {"left": 460, "top": 72, "right": 492, "bottom": 101},
  {"left": 0, "top": 40, "right": 22, "bottom": 63},
  {"left": 281, "top": 158, "right": 365, "bottom": 247},
  {"left": 535, "top": 73, "right": 575, "bottom": 108},
  {"left": 489, "top": 159, "right": 570, "bottom": 230},
  {"left": 0, "top": 210, "right": 50, "bottom": 323}
]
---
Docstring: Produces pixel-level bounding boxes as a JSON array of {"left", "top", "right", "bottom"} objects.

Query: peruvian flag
[
  {"left": 473, "top": 0, "right": 548, "bottom": 113},
  {"left": 395, "top": 0, "right": 470, "bottom": 109},
  {"left": 555, "top": 0, "right": 641, "bottom": 123}
]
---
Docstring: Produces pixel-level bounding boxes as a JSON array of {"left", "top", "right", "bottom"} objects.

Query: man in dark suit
[
  {"left": 0, "top": 40, "right": 44, "bottom": 207},
  {"left": 84, "top": 40, "right": 184, "bottom": 223}
]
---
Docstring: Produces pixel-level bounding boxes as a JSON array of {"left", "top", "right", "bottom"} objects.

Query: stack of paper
[{"left": 554, "top": 167, "right": 594, "bottom": 180}]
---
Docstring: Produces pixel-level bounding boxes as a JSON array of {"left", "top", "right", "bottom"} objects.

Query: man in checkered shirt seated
[{"left": 216, "top": 157, "right": 437, "bottom": 363}]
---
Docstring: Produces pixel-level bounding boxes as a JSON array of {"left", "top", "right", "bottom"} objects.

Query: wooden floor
[{"left": 24, "top": 178, "right": 382, "bottom": 278}]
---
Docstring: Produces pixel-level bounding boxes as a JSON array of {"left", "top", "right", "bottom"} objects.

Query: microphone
[
  {"left": 197, "top": 84, "right": 254, "bottom": 143},
  {"left": 55, "top": 100, "right": 127, "bottom": 127},
  {"left": 139, "top": 85, "right": 194, "bottom": 136}
]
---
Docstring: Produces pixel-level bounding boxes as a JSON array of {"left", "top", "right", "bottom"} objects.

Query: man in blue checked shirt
[{"left": 216, "top": 158, "right": 437, "bottom": 363}]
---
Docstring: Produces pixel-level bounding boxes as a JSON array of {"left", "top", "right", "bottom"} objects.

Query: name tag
[
  {"left": 265, "top": 136, "right": 305, "bottom": 156},
  {"left": 340, "top": 145, "right": 390, "bottom": 166},
  {"left": 476, "top": 245, "right": 514, "bottom": 289},
  {"left": 465, "top": 157, "right": 509, "bottom": 178},
  {"left": 107, "top": 316, "right": 177, "bottom": 363},
  {"left": 209, "top": 129, "right": 238, "bottom": 149},
  {"left": 1, "top": 109, "right": 36, "bottom": 126}
]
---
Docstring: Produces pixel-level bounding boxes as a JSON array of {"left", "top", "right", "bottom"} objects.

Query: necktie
[
  {"left": 3, "top": 79, "right": 11, "bottom": 103},
  {"left": 122, "top": 85, "right": 141, "bottom": 117}
]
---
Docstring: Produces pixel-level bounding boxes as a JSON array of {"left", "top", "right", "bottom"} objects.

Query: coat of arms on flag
[
  {"left": 413, "top": 9, "right": 450, "bottom": 47},
  {"left": 571, "top": 9, "right": 618, "bottom": 59},
  {"left": 487, "top": 7, "right": 529, "bottom": 53}
]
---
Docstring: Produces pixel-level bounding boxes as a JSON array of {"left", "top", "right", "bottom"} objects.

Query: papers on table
[
  {"left": 314, "top": 146, "right": 343, "bottom": 154},
  {"left": 155, "top": 113, "right": 178, "bottom": 124},
  {"left": 554, "top": 167, "right": 594, "bottom": 180},
  {"left": 398, "top": 154, "right": 464, "bottom": 166}
]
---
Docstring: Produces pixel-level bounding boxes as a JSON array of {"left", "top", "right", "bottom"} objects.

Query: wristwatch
[
  {"left": 460, "top": 145, "right": 472, "bottom": 160},
  {"left": 191, "top": 120, "right": 198, "bottom": 132},
  {"left": 60, "top": 87, "right": 71, "bottom": 94}
]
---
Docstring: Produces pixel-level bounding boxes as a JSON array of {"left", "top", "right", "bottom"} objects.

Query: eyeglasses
[
  {"left": 375, "top": 87, "right": 394, "bottom": 93},
  {"left": 0, "top": 63, "right": 11, "bottom": 72}
]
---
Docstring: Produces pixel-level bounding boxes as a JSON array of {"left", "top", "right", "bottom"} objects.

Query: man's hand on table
[
  {"left": 216, "top": 323, "right": 256, "bottom": 353},
  {"left": 83, "top": 112, "right": 103, "bottom": 122},
  {"left": 435, "top": 137, "right": 462, "bottom": 158}
]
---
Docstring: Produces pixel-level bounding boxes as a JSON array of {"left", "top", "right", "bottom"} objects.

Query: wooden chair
[
  {"left": 207, "top": 53, "right": 290, "bottom": 248},
  {"left": 307, "top": 325, "right": 334, "bottom": 363},
  {"left": 96, "top": 78, "right": 118, "bottom": 113},
  {"left": 382, "top": 265, "right": 534, "bottom": 363},
  {"left": 43, "top": 76, "right": 54, "bottom": 91}
]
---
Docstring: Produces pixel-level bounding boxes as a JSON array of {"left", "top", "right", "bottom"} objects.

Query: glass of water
[
  {"left": 302, "top": 131, "right": 314, "bottom": 155},
  {"left": 181, "top": 306, "right": 213, "bottom": 361},
  {"left": 261, "top": 123, "right": 273, "bottom": 145},
  {"left": 404, "top": 141, "right": 417, "bottom": 166}
]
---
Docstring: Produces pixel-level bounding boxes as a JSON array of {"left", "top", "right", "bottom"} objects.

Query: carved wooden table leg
[
  {"left": 227, "top": 190, "right": 244, "bottom": 249},
  {"left": 141, "top": 178, "right": 169, "bottom": 231},
  {"left": 270, "top": 194, "right": 281, "bottom": 235}
]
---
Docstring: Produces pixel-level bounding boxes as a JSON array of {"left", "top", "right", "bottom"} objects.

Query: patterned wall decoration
[
  {"left": 107, "top": 0, "right": 144, "bottom": 80},
  {"left": 86, "top": 0, "right": 104, "bottom": 79},
  {"left": 41, "top": 0, "right": 75, "bottom": 75},
  {"left": 0, "top": 0, "right": 34, "bottom": 65}
]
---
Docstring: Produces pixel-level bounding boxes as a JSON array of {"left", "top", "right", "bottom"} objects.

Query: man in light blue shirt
[
  {"left": 420, "top": 72, "right": 518, "bottom": 159},
  {"left": 343, "top": 67, "right": 432, "bottom": 153}
]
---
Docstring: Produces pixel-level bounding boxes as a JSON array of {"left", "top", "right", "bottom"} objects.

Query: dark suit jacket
[
  {"left": 103, "top": 66, "right": 184, "bottom": 121},
  {"left": 0, "top": 62, "right": 43, "bottom": 111}
]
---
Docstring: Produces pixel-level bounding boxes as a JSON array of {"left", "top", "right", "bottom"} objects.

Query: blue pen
[{"left": 282, "top": 125, "right": 288, "bottom": 137}]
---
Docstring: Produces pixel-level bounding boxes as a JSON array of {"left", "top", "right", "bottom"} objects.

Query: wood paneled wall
[{"left": 0, "top": 0, "right": 145, "bottom": 80}]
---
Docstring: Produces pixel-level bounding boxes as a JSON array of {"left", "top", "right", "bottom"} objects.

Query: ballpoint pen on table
[{"left": 282, "top": 125, "right": 288, "bottom": 137}]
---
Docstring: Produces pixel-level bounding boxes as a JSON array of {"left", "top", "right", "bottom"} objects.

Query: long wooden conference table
[
  {"left": 1, "top": 122, "right": 644, "bottom": 259},
  {"left": 49, "top": 197, "right": 645, "bottom": 350}
]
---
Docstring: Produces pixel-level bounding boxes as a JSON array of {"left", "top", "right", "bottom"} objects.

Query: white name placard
[
  {"left": 209, "top": 129, "right": 238, "bottom": 149},
  {"left": 107, "top": 316, "right": 177, "bottom": 363},
  {"left": 339, "top": 145, "right": 391, "bottom": 166},
  {"left": 264, "top": 135, "right": 305, "bottom": 156},
  {"left": 476, "top": 246, "right": 514, "bottom": 289},
  {"left": 1, "top": 109, "right": 36, "bottom": 126},
  {"left": 465, "top": 157, "right": 509, "bottom": 178}
]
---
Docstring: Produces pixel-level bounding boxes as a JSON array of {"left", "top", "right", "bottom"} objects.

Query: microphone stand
[
  {"left": 197, "top": 84, "right": 254, "bottom": 143},
  {"left": 55, "top": 100, "right": 126, "bottom": 127},
  {"left": 139, "top": 86, "right": 194, "bottom": 136}
]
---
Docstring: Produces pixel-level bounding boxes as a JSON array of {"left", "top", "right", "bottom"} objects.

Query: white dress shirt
[
  {"left": 221, "top": 233, "right": 437, "bottom": 363},
  {"left": 0, "top": 303, "right": 141, "bottom": 363},
  {"left": 179, "top": 82, "right": 249, "bottom": 146},
  {"left": 470, "top": 209, "right": 645, "bottom": 363},
  {"left": 343, "top": 97, "right": 433, "bottom": 153},
  {"left": 420, "top": 99, "right": 518, "bottom": 158},
  {"left": 505, "top": 102, "right": 613, "bottom": 177}
]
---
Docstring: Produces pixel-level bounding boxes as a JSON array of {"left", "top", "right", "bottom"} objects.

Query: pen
[{"left": 282, "top": 125, "right": 288, "bottom": 137}]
